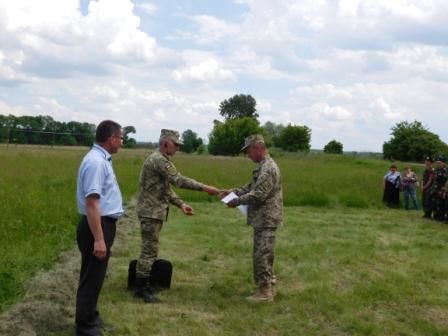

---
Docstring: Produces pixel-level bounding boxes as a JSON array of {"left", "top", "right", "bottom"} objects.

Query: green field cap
[
  {"left": 160, "top": 129, "right": 183, "bottom": 145},
  {"left": 241, "top": 134, "right": 264, "bottom": 151}
]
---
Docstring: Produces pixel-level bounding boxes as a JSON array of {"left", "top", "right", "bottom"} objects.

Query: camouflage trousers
[
  {"left": 431, "top": 192, "right": 446, "bottom": 220},
  {"left": 253, "top": 228, "right": 277, "bottom": 287},
  {"left": 422, "top": 190, "right": 432, "bottom": 216},
  {"left": 136, "top": 217, "right": 163, "bottom": 278}
]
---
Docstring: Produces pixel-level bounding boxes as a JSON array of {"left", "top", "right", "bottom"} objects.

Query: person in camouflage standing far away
[
  {"left": 422, "top": 157, "right": 435, "bottom": 219},
  {"left": 443, "top": 170, "right": 448, "bottom": 223},
  {"left": 220, "top": 134, "right": 283, "bottom": 303},
  {"left": 430, "top": 157, "right": 447, "bottom": 221},
  {"left": 135, "top": 129, "right": 220, "bottom": 303}
]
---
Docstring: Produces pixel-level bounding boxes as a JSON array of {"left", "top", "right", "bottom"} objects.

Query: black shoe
[
  {"left": 101, "top": 322, "right": 115, "bottom": 334},
  {"left": 135, "top": 286, "right": 160, "bottom": 303},
  {"left": 142, "top": 290, "right": 160, "bottom": 303}
]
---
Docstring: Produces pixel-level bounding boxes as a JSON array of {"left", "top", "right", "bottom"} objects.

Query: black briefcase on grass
[{"left": 128, "top": 259, "right": 172, "bottom": 290}]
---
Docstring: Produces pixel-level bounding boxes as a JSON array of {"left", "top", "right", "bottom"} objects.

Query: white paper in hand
[{"left": 221, "top": 192, "right": 247, "bottom": 216}]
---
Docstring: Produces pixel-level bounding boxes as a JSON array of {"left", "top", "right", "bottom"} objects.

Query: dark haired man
[{"left": 75, "top": 120, "right": 124, "bottom": 335}]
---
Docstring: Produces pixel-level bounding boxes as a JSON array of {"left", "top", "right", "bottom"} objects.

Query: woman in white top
[{"left": 382, "top": 164, "right": 401, "bottom": 208}]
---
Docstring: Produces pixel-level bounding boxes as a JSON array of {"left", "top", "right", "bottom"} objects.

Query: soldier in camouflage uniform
[
  {"left": 222, "top": 134, "right": 283, "bottom": 303},
  {"left": 430, "top": 157, "right": 447, "bottom": 221},
  {"left": 421, "top": 157, "right": 434, "bottom": 219},
  {"left": 444, "top": 175, "right": 448, "bottom": 223},
  {"left": 135, "top": 129, "right": 219, "bottom": 303}
]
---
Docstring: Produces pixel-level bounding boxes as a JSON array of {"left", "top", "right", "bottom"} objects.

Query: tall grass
[
  {"left": 0, "top": 146, "right": 143, "bottom": 310},
  {"left": 174, "top": 152, "right": 420, "bottom": 208}
]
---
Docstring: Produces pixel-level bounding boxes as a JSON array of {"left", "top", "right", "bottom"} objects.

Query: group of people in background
[{"left": 383, "top": 156, "right": 448, "bottom": 222}]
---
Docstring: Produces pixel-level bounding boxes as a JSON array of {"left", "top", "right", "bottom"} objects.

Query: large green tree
[
  {"left": 181, "top": 129, "right": 203, "bottom": 153},
  {"left": 208, "top": 117, "right": 263, "bottom": 156},
  {"left": 383, "top": 121, "right": 448, "bottom": 161},
  {"left": 324, "top": 140, "right": 343, "bottom": 154},
  {"left": 219, "top": 94, "right": 258, "bottom": 120},
  {"left": 276, "top": 124, "right": 311, "bottom": 152}
]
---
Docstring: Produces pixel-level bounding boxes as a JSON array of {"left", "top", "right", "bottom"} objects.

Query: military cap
[
  {"left": 160, "top": 129, "right": 183, "bottom": 145},
  {"left": 436, "top": 156, "right": 445, "bottom": 163},
  {"left": 241, "top": 134, "right": 265, "bottom": 151},
  {"left": 424, "top": 156, "right": 433, "bottom": 162}
]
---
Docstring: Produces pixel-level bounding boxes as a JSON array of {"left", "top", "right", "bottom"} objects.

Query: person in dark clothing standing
[
  {"left": 431, "top": 157, "right": 447, "bottom": 221},
  {"left": 75, "top": 120, "right": 124, "bottom": 336},
  {"left": 422, "top": 157, "right": 434, "bottom": 218},
  {"left": 383, "top": 164, "right": 401, "bottom": 208}
]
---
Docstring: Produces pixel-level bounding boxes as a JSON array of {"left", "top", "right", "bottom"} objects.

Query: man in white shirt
[{"left": 75, "top": 120, "right": 124, "bottom": 336}]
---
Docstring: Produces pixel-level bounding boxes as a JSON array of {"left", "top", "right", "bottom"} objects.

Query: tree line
[
  {"left": 2, "top": 95, "right": 446, "bottom": 161},
  {"left": 206, "top": 94, "right": 448, "bottom": 160},
  {"left": 0, "top": 115, "right": 137, "bottom": 148}
]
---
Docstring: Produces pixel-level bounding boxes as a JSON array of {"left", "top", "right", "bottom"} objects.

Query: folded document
[{"left": 221, "top": 192, "right": 247, "bottom": 216}]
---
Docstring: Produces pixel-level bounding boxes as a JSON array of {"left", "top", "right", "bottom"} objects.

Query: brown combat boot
[{"left": 246, "top": 284, "right": 274, "bottom": 303}]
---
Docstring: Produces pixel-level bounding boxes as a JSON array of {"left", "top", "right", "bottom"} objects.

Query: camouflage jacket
[
  {"left": 430, "top": 167, "right": 447, "bottom": 194},
  {"left": 422, "top": 168, "right": 434, "bottom": 190},
  {"left": 136, "top": 150, "right": 205, "bottom": 220},
  {"left": 233, "top": 154, "right": 283, "bottom": 229}
]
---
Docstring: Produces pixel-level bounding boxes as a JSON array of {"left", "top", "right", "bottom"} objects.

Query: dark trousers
[
  {"left": 422, "top": 190, "right": 432, "bottom": 216},
  {"left": 76, "top": 216, "right": 116, "bottom": 336}
]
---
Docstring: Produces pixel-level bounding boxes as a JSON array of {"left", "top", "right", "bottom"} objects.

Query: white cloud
[
  {"left": 191, "top": 15, "right": 240, "bottom": 44},
  {"left": 0, "top": 0, "right": 161, "bottom": 80},
  {"left": 172, "top": 58, "right": 235, "bottom": 82},
  {"left": 135, "top": 3, "right": 158, "bottom": 15},
  {"left": 0, "top": 100, "right": 27, "bottom": 115}
]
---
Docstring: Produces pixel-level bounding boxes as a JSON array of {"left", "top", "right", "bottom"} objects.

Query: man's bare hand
[
  {"left": 93, "top": 239, "right": 107, "bottom": 260},
  {"left": 203, "top": 185, "right": 220, "bottom": 195},
  {"left": 227, "top": 198, "right": 239, "bottom": 208},
  {"left": 181, "top": 203, "right": 194, "bottom": 215}
]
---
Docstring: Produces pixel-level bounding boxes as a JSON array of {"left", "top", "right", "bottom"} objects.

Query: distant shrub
[
  {"left": 324, "top": 140, "right": 343, "bottom": 154},
  {"left": 276, "top": 124, "right": 311, "bottom": 152}
]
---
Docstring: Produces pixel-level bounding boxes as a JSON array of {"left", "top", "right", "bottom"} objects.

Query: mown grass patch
[
  {"left": 2, "top": 200, "right": 448, "bottom": 335},
  {"left": 94, "top": 203, "right": 448, "bottom": 336}
]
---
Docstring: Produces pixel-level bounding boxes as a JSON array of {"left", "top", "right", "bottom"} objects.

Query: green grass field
[
  {"left": 99, "top": 203, "right": 448, "bottom": 336},
  {"left": 2, "top": 144, "right": 444, "bottom": 336}
]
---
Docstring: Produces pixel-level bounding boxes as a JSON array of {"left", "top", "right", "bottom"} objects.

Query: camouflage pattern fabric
[
  {"left": 430, "top": 167, "right": 447, "bottom": 220},
  {"left": 136, "top": 150, "right": 205, "bottom": 220},
  {"left": 136, "top": 217, "right": 163, "bottom": 278},
  {"left": 253, "top": 228, "right": 277, "bottom": 286},
  {"left": 233, "top": 154, "right": 283, "bottom": 229},
  {"left": 422, "top": 168, "right": 434, "bottom": 216},
  {"left": 233, "top": 154, "right": 283, "bottom": 287}
]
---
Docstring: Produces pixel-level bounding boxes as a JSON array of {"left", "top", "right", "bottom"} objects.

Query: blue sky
[{"left": 0, "top": 0, "right": 447, "bottom": 151}]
